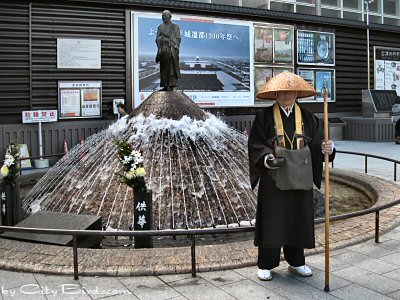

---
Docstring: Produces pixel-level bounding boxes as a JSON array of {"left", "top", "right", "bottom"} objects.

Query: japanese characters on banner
[
  {"left": 22, "top": 110, "right": 58, "bottom": 123},
  {"left": 375, "top": 47, "right": 400, "bottom": 96},
  {"left": 253, "top": 23, "right": 294, "bottom": 104},
  {"left": 132, "top": 12, "right": 254, "bottom": 108},
  {"left": 58, "top": 81, "right": 102, "bottom": 119},
  {"left": 297, "top": 68, "right": 335, "bottom": 102}
]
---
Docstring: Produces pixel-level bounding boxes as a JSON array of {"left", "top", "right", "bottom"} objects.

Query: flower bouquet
[
  {"left": 1, "top": 142, "right": 21, "bottom": 185},
  {"left": 115, "top": 139, "right": 147, "bottom": 192}
]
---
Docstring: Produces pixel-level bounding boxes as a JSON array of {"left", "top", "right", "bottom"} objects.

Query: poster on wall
[
  {"left": 254, "top": 27, "right": 273, "bottom": 63},
  {"left": 254, "top": 66, "right": 273, "bottom": 100},
  {"left": 297, "top": 30, "right": 335, "bottom": 66},
  {"left": 274, "top": 28, "right": 293, "bottom": 63},
  {"left": 58, "top": 81, "right": 102, "bottom": 119},
  {"left": 132, "top": 12, "right": 254, "bottom": 108},
  {"left": 57, "top": 39, "right": 101, "bottom": 69},
  {"left": 297, "top": 68, "right": 335, "bottom": 102},
  {"left": 374, "top": 47, "right": 400, "bottom": 95}
]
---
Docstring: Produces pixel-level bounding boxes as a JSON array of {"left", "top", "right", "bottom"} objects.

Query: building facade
[{"left": 1, "top": 0, "right": 399, "bottom": 159}]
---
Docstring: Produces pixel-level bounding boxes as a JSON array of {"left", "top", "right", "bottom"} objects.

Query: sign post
[{"left": 22, "top": 110, "right": 58, "bottom": 169}]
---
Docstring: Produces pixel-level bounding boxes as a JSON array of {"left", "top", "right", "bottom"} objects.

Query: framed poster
[
  {"left": 254, "top": 66, "right": 273, "bottom": 101},
  {"left": 374, "top": 47, "right": 400, "bottom": 95},
  {"left": 297, "top": 30, "right": 335, "bottom": 66},
  {"left": 254, "top": 27, "right": 273, "bottom": 63},
  {"left": 57, "top": 39, "right": 101, "bottom": 69},
  {"left": 132, "top": 12, "right": 254, "bottom": 108},
  {"left": 297, "top": 68, "right": 335, "bottom": 102},
  {"left": 58, "top": 81, "right": 102, "bottom": 119},
  {"left": 274, "top": 28, "right": 293, "bottom": 63}
]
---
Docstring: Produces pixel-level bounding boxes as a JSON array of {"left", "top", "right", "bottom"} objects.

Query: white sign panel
[
  {"left": 22, "top": 110, "right": 58, "bottom": 123},
  {"left": 57, "top": 38, "right": 101, "bottom": 69}
]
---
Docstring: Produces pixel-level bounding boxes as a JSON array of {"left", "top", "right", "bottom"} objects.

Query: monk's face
[{"left": 276, "top": 91, "right": 297, "bottom": 108}]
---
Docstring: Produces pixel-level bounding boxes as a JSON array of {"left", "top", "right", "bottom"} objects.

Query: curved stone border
[{"left": 0, "top": 169, "right": 399, "bottom": 276}]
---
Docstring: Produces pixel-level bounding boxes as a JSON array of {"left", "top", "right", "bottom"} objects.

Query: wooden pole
[{"left": 323, "top": 86, "right": 330, "bottom": 292}]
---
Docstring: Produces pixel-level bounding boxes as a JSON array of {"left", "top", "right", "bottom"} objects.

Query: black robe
[{"left": 248, "top": 104, "right": 335, "bottom": 249}]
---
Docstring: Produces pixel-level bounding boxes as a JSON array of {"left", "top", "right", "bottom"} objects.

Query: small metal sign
[{"left": 22, "top": 110, "right": 58, "bottom": 123}]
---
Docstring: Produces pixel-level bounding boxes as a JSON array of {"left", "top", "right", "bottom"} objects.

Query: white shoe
[
  {"left": 288, "top": 265, "right": 313, "bottom": 277},
  {"left": 257, "top": 269, "right": 272, "bottom": 281}
]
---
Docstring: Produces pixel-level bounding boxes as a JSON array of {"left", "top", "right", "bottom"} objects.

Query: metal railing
[{"left": 0, "top": 150, "right": 399, "bottom": 280}]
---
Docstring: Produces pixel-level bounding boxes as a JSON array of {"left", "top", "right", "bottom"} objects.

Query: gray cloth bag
[{"left": 270, "top": 145, "right": 313, "bottom": 190}]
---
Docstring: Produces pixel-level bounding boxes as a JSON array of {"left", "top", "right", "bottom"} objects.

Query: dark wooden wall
[{"left": 1, "top": 0, "right": 400, "bottom": 124}]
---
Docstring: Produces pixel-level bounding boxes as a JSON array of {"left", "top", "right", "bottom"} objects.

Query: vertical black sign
[{"left": 133, "top": 192, "right": 153, "bottom": 248}]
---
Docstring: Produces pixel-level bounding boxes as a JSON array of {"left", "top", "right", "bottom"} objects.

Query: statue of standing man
[{"left": 156, "top": 10, "right": 181, "bottom": 91}]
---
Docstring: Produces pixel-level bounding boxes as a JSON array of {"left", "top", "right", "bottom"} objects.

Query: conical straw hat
[{"left": 257, "top": 71, "right": 317, "bottom": 100}]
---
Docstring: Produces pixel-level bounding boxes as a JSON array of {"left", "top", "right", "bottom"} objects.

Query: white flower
[
  {"left": 4, "top": 154, "right": 15, "bottom": 167},
  {"left": 1, "top": 165, "right": 9, "bottom": 177}
]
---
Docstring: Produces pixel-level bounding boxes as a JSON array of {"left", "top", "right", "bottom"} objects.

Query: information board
[
  {"left": 369, "top": 90, "right": 397, "bottom": 112},
  {"left": 58, "top": 81, "right": 102, "bottom": 119},
  {"left": 57, "top": 39, "right": 101, "bottom": 69}
]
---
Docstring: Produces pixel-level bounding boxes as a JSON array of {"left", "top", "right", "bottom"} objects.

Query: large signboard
[
  {"left": 374, "top": 46, "right": 400, "bottom": 95},
  {"left": 297, "top": 68, "right": 335, "bottom": 102},
  {"left": 57, "top": 39, "right": 101, "bottom": 69},
  {"left": 132, "top": 12, "right": 254, "bottom": 107},
  {"left": 58, "top": 81, "right": 102, "bottom": 119},
  {"left": 297, "top": 30, "right": 335, "bottom": 66}
]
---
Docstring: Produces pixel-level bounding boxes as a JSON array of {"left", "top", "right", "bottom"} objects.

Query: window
[
  {"left": 242, "top": 0, "right": 268, "bottom": 9},
  {"left": 297, "top": 0, "right": 315, "bottom": 3},
  {"left": 343, "top": 11, "right": 362, "bottom": 20},
  {"left": 384, "top": 17, "right": 399, "bottom": 25},
  {"left": 270, "top": 1, "right": 295, "bottom": 12},
  {"left": 369, "top": 14, "right": 383, "bottom": 24},
  {"left": 321, "top": 0, "right": 339, "bottom": 6},
  {"left": 368, "top": 0, "right": 380, "bottom": 13},
  {"left": 321, "top": 8, "right": 341, "bottom": 18},
  {"left": 343, "top": 0, "right": 360, "bottom": 10},
  {"left": 296, "top": 5, "right": 316, "bottom": 15},
  {"left": 383, "top": 0, "right": 397, "bottom": 15},
  {"left": 211, "top": 0, "right": 239, "bottom": 5}
]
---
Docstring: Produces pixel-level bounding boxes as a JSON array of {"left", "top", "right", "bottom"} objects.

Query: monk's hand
[{"left": 321, "top": 140, "right": 334, "bottom": 154}]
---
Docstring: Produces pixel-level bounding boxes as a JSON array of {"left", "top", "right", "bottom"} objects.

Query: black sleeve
[{"left": 248, "top": 109, "right": 274, "bottom": 190}]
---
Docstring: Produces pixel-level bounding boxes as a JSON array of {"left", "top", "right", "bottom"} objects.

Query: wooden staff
[{"left": 323, "top": 85, "right": 330, "bottom": 292}]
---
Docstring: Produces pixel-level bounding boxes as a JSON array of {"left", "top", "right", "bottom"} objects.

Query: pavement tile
[
  {"left": 387, "top": 290, "right": 400, "bottom": 300},
  {"left": 332, "top": 266, "right": 400, "bottom": 294},
  {"left": 383, "top": 268, "right": 400, "bottom": 282},
  {"left": 169, "top": 277, "right": 235, "bottom": 300},
  {"left": 157, "top": 274, "right": 193, "bottom": 284},
  {"left": 346, "top": 242, "right": 394, "bottom": 258},
  {"left": 0, "top": 270, "right": 37, "bottom": 290},
  {"left": 78, "top": 276, "right": 133, "bottom": 299},
  {"left": 304, "top": 254, "right": 351, "bottom": 272},
  {"left": 119, "top": 276, "right": 181, "bottom": 300},
  {"left": 379, "top": 252, "right": 400, "bottom": 266},
  {"left": 270, "top": 280, "right": 339, "bottom": 300},
  {"left": 0, "top": 287, "right": 47, "bottom": 299},
  {"left": 330, "top": 283, "right": 394, "bottom": 300},
  {"left": 232, "top": 265, "right": 299, "bottom": 291},
  {"left": 285, "top": 267, "right": 351, "bottom": 292},
  {"left": 199, "top": 269, "right": 246, "bottom": 287},
  {"left": 34, "top": 274, "right": 91, "bottom": 300},
  {"left": 220, "top": 279, "right": 287, "bottom": 299}
]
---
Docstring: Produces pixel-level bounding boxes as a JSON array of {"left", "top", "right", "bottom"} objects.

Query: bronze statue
[{"left": 156, "top": 10, "right": 181, "bottom": 91}]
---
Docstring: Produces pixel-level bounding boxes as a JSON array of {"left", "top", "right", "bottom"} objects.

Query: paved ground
[{"left": 0, "top": 141, "right": 399, "bottom": 299}]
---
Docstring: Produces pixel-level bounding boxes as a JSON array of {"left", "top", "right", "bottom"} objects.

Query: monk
[{"left": 248, "top": 72, "right": 335, "bottom": 281}]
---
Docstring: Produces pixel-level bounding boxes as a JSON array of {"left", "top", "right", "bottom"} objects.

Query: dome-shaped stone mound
[
  {"left": 22, "top": 92, "right": 256, "bottom": 230},
  {"left": 130, "top": 91, "right": 207, "bottom": 121}
]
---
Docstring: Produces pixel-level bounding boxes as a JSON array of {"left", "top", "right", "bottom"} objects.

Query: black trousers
[{"left": 258, "top": 245, "right": 305, "bottom": 270}]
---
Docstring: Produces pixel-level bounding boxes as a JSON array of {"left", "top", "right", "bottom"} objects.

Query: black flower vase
[
  {"left": 133, "top": 190, "right": 153, "bottom": 248},
  {"left": 1, "top": 182, "right": 21, "bottom": 226}
]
